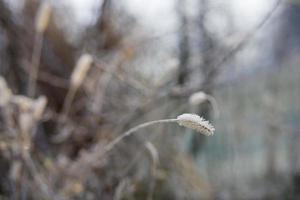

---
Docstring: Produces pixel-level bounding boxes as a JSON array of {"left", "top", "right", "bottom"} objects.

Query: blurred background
[{"left": 0, "top": 0, "right": 299, "bottom": 199}]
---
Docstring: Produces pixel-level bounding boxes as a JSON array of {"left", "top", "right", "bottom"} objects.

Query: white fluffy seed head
[
  {"left": 176, "top": 113, "right": 215, "bottom": 136},
  {"left": 71, "top": 54, "right": 93, "bottom": 89},
  {"left": 189, "top": 91, "right": 207, "bottom": 106},
  {"left": 35, "top": 2, "right": 52, "bottom": 33}
]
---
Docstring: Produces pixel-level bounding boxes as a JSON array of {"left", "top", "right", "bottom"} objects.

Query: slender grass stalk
[
  {"left": 206, "top": 95, "right": 220, "bottom": 118},
  {"left": 60, "top": 87, "right": 77, "bottom": 123},
  {"left": 69, "top": 114, "right": 214, "bottom": 174},
  {"left": 60, "top": 54, "right": 92, "bottom": 123},
  {"left": 100, "top": 114, "right": 214, "bottom": 157},
  {"left": 101, "top": 119, "right": 178, "bottom": 156},
  {"left": 145, "top": 142, "right": 159, "bottom": 200},
  {"left": 28, "top": 33, "right": 43, "bottom": 97},
  {"left": 28, "top": 3, "right": 52, "bottom": 97}
]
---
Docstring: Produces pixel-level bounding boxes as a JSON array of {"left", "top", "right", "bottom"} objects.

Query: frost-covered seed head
[{"left": 176, "top": 113, "right": 215, "bottom": 136}]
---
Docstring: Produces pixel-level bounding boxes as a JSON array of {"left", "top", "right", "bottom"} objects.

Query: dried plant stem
[
  {"left": 206, "top": 95, "right": 220, "bottom": 118},
  {"left": 60, "top": 87, "right": 77, "bottom": 123},
  {"left": 145, "top": 142, "right": 159, "bottom": 200},
  {"left": 69, "top": 114, "right": 213, "bottom": 175},
  {"left": 100, "top": 119, "right": 178, "bottom": 157},
  {"left": 28, "top": 33, "right": 44, "bottom": 97},
  {"left": 59, "top": 54, "right": 92, "bottom": 123},
  {"left": 22, "top": 152, "right": 59, "bottom": 200},
  {"left": 69, "top": 119, "right": 178, "bottom": 175}
]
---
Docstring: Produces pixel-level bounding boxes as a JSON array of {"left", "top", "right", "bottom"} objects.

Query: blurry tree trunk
[
  {"left": 176, "top": 0, "right": 189, "bottom": 85},
  {"left": 273, "top": 2, "right": 300, "bottom": 67},
  {"left": 271, "top": 0, "right": 300, "bottom": 180},
  {"left": 265, "top": 2, "right": 298, "bottom": 175},
  {"left": 265, "top": 124, "right": 280, "bottom": 178},
  {"left": 264, "top": 75, "right": 281, "bottom": 180},
  {"left": 95, "top": 0, "right": 121, "bottom": 50},
  {"left": 288, "top": 128, "right": 300, "bottom": 175}
]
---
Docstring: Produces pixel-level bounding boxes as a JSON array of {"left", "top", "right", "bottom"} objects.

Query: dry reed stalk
[
  {"left": 35, "top": 3, "right": 52, "bottom": 34},
  {"left": 60, "top": 54, "right": 93, "bottom": 122},
  {"left": 28, "top": 3, "right": 52, "bottom": 97}
]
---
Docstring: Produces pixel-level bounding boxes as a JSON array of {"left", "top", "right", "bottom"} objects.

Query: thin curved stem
[
  {"left": 69, "top": 118, "right": 179, "bottom": 173},
  {"left": 100, "top": 119, "right": 178, "bottom": 157},
  {"left": 206, "top": 95, "right": 220, "bottom": 118}
]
